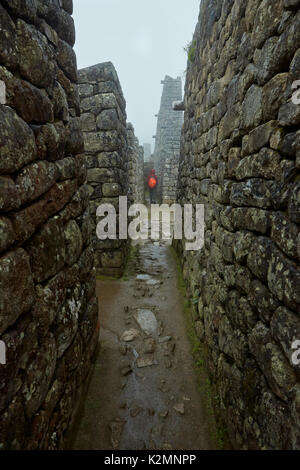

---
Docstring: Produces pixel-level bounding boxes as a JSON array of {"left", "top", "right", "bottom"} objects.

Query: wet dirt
[{"left": 72, "top": 238, "right": 218, "bottom": 450}]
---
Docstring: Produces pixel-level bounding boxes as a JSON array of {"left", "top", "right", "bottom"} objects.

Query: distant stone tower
[
  {"left": 153, "top": 76, "right": 183, "bottom": 204},
  {"left": 143, "top": 143, "right": 152, "bottom": 162}
]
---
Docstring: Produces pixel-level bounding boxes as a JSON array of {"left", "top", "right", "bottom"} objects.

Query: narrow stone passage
[{"left": 71, "top": 235, "right": 217, "bottom": 450}]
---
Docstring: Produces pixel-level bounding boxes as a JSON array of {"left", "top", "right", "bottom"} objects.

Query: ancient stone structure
[
  {"left": 176, "top": 0, "right": 300, "bottom": 450},
  {"left": 78, "top": 62, "right": 129, "bottom": 278},
  {"left": 127, "top": 123, "right": 144, "bottom": 205},
  {"left": 153, "top": 76, "right": 183, "bottom": 204},
  {"left": 0, "top": 0, "right": 98, "bottom": 450},
  {"left": 143, "top": 143, "right": 152, "bottom": 162}
]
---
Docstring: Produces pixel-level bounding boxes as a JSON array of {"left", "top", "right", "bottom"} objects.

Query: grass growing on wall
[{"left": 184, "top": 40, "right": 197, "bottom": 63}]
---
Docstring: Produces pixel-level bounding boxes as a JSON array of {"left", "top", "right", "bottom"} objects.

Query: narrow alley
[
  {"left": 1, "top": 0, "right": 300, "bottom": 452},
  {"left": 72, "top": 230, "right": 217, "bottom": 450}
]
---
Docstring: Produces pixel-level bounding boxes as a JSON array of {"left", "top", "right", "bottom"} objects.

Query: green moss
[
  {"left": 121, "top": 244, "right": 140, "bottom": 280},
  {"left": 170, "top": 246, "right": 231, "bottom": 450},
  {"left": 96, "top": 275, "right": 119, "bottom": 281},
  {"left": 216, "top": 428, "right": 226, "bottom": 450}
]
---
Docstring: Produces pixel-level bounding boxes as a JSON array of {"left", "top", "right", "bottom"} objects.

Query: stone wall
[
  {"left": 143, "top": 143, "right": 152, "bottom": 162},
  {"left": 153, "top": 76, "right": 183, "bottom": 204},
  {"left": 78, "top": 62, "right": 129, "bottom": 278},
  {"left": 0, "top": 0, "right": 98, "bottom": 450},
  {"left": 176, "top": 0, "right": 300, "bottom": 450},
  {"left": 127, "top": 123, "right": 145, "bottom": 205}
]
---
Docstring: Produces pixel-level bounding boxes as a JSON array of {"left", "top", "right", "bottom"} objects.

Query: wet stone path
[{"left": 72, "top": 238, "right": 217, "bottom": 450}]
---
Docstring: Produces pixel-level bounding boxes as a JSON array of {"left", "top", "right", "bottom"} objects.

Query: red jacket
[{"left": 147, "top": 171, "right": 158, "bottom": 187}]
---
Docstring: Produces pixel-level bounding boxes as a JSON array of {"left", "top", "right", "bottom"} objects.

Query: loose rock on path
[{"left": 71, "top": 237, "right": 217, "bottom": 450}]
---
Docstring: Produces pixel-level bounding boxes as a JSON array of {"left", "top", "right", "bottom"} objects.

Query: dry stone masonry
[
  {"left": 0, "top": 0, "right": 99, "bottom": 450},
  {"left": 78, "top": 62, "right": 129, "bottom": 278},
  {"left": 153, "top": 76, "right": 183, "bottom": 204},
  {"left": 127, "top": 123, "right": 145, "bottom": 205},
  {"left": 176, "top": 0, "right": 300, "bottom": 450},
  {"left": 143, "top": 143, "right": 152, "bottom": 162}
]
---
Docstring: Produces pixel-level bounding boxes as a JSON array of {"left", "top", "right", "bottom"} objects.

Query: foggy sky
[{"left": 73, "top": 0, "right": 200, "bottom": 151}]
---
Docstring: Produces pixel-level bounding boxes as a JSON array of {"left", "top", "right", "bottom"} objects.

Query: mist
[{"left": 73, "top": 0, "right": 200, "bottom": 150}]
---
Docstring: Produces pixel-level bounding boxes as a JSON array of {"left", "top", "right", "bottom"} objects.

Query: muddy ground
[{"left": 71, "top": 236, "right": 218, "bottom": 450}]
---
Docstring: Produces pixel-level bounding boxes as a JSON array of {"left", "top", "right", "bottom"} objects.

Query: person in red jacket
[{"left": 147, "top": 169, "right": 158, "bottom": 204}]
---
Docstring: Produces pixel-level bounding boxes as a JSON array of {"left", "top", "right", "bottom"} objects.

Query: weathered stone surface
[
  {"left": 84, "top": 130, "right": 119, "bottom": 153},
  {"left": 57, "top": 39, "right": 77, "bottom": 82},
  {"left": 127, "top": 123, "right": 144, "bottom": 204},
  {"left": 0, "top": 176, "right": 21, "bottom": 212},
  {"left": 230, "top": 179, "right": 279, "bottom": 209},
  {"left": 61, "top": 0, "right": 73, "bottom": 15},
  {"left": 81, "top": 112, "right": 96, "bottom": 132},
  {"left": 35, "top": 122, "right": 66, "bottom": 161},
  {"left": 100, "top": 251, "right": 123, "bottom": 268},
  {"left": 80, "top": 93, "right": 117, "bottom": 114},
  {"left": 262, "top": 74, "right": 289, "bottom": 121},
  {"left": 16, "top": 20, "right": 55, "bottom": 88},
  {"left": 242, "top": 122, "right": 279, "bottom": 155},
  {"left": 236, "top": 148, "right": 282, "bottom": 181},
  {"left": 1, "top": 0, "right": 37, "bottom": 22},
  {"left": 271, "top": 306, "right": 300, "bottom": 370},
  {"left": 22, "top": 335, "right": 57, "bottom": 418},
  {"left": 54, "top": 294, "right": 81, "bottom": 358},
  {"left": 176, "top": 0, "right": 300, "bottom": 450},
  {"left": 153, "top": 76, "right": 183, "bottom": 203},
  {"left": 267, "top": 244, "right": 300, "bottom": 311},
  {"left": 65, "top": 117, "right": 84, "bottom": 154},
  {"left": 230, "top": 207, "right": 271, "bottom": 233},
  {"left": 102, "top": 183, "right": 122, "bottom": 197},
  {"left": 0, "top": 67, "right": 54, "bottom": 124},
  {"left": 78, "top": 62, "right": 132, "bottom": 277},
  {"left": 53, "top": 81, "right": 69, "bottom": 122},
  {"left": 255, "top": 37, "right": 280, "bottom": 85},
  {"left": 241, "top": 85, "right": 263, "bottom": 130},
  {"left": 44, "top": 4, "right": 75, "bottom": 47},
  {"left": 0, "top": 1, "right": 98, "bottom": 451},
  {"left": 249, "top": 280, "right": 279, "bottom": 323},
  {"left": 279, "top": 100, "right": 300, "bottom": 126},
  {"left": 55, "top": 157, "right": 77, "bottom": 181},
  {"left": 64, "top": 220, "right": 83, "bottom": 266},
  {"left": 32, "top": 271, "right": 68, "bottom": 336},
  {"left": 0, "top": 5, "right": 18, "bottom": 69},
  {"left": 16, "top": 161, "right": 58, "bottom": 205},
  {"left": 0, "top": 398, "right": 26, "bottom": 449},
  {"left": 26, "top": 218, "right": 66, "bottom": 283},
  {"left": 0, "top": 249, "right": 35, "bottom": 335},
  {"left": 252, "top": 0, "right": 284, "bottom": 49},
  {"left": 249, "top": 322, "right": 297, "bottom": 402},
  {"left": 271, "top": 212, "right": 299, "bottom": 258},
  {"left": 0, "top": 107, "right": 37, "bottom": 175},
  {"left": 0, "top": 217, "right": 16, "bottom": 253},
  {"left": 96, "top": 109, "right": 119, "bottom": 131},
  {"left": 289, "top": 182, "right": 300, "bottom": 223}
]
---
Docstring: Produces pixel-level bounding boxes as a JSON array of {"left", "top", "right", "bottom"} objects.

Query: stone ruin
[
  {"left": 78, "top": 62, "right": 129, "bottom": 278},
  {"left": 0, "top": 0, "right": 98, "bottom": 449},
  {"left": 153, "top": 76, "right": 183, "bottom": 204},
  {"left": 176, "top": 0, "right": 300, "bottom": 450},
  {"left": 78, "top": 63, "right": 145, "bottom": 277},
  {"left": 127, "top": 123, "right": 145, "bottom": 206},
  {"left": 0, "top": 0, "right": 299, "bottom": 452},
  {"left": 143, "top": 143, "right": 152, "bottom": 162},
  {"left": 0, "top": 1, "right": 145, "bottom": 450}
]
